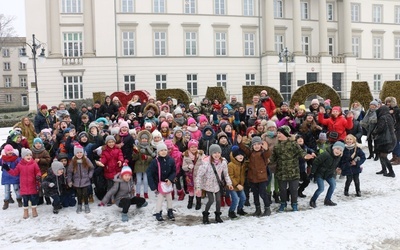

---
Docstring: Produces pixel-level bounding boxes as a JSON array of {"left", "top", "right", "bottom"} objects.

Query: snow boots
[
  {"left": 187, "top": 196, "right": 194, "bottom": 209},
  {"left": 215, "top": 212, "right": 223, "bottom": 223},
  {"left": 195, "top": 197, "right": 202, "bottom": 210},
  {"left": 167, "top": 209, "right": 175, "bottom": 221},
  {"left": 202, "top": 211, "right": 210, "bottom": 224}
]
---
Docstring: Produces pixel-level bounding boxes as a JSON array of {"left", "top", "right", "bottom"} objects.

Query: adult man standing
[
  {"left": 229, "top": 96, "right": 242, "bottom": 111},
  {"left": 34, "top": 104, "right": 53, "bottom": 134},
  {"left": 68, "top": 101, "right": 80, "bottom": 127}
]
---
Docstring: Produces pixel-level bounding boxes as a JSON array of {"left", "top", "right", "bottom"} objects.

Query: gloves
[
  {"left": 354, "top": 156, "right": 361, "bottom": 162},
  {"left": 48, "top": 183, "right": 55, "bottom": 188},
  {"left": 141, "top": 154, "right": 147, "bottom": 160},
  {"left": 98, "top": 202, "right": 105, "bottom": 206},
  {"left": 68, "top": 182, "right": 73, "bottom": 188},
  {"left": 308, "top": 173, "right": 314, "bottom": 181},
  {"left": 1, "top": 163, "right": 10, "bottom": 171}
]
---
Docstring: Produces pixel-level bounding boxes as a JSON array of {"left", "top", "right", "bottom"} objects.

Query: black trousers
[
  {"left": 119, "top": 197, "right": 147, "bottom": 213},
  {"left": 250, "top": 181, "right": 270, "bottom": 207}
]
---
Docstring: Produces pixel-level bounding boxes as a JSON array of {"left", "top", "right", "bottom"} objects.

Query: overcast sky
[{"left": 1, "top": 0, "right": 26, "bottom": 37}]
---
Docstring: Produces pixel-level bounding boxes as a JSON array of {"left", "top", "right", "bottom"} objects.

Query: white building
[{"left": 24, "top": 0, "right": 400, "bottom": 110}]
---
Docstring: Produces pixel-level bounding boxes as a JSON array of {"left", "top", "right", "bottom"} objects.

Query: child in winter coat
[
  {"left": 31, "top": 137, "right": 51, "bottom": 205},
  {"left": 199, "top": 125, "right": 216, "bottom": 155},
  {"left": 42, "top": 160, "right": 67, "bottom": 214},
  {"left": 227, "top": 146, "right": 248, "bottom": 219},
  {"left": 147, "top": 142, "right": 176, "bottom": 221},
  {"left": 68, "top": 145, "right": 95, "bottom": 213},
  {"left": 99, "top": 166, "right": 148, "bottom": 222},
  {"left": 295, "top": 134, "right": 316, "bottom": 198},
  {"left": 195, "top": 144, "right": 233, "bottom": 224},
  {"left": 182, "top": 139, "right": 206, "bottom": 210},
  {"left": 339, "top": 134, "right": 366, "bottom": 197},
  {"left": 57, "top": 153, "right": 77, "bottom": 208},
  {"left": 309, "top": 141, "right": 345, "bottom": 208},
  {"left": 270, "top": 126, "right": 315, "bottom": 212},
  {"left": 115, "top": 121, "right": 135, "bottom": 168},
  {"left": 96, "top": 135, "right": 124, "bottom": 202},
  {"left": 237, "top": 135, "right": 272, "bottom": 217},
  {"left": 187, "top": 118, "right": 202, "bottom": 141},
  {"left": 217, "top": 131, "right": 232, "bottom": 207},
  {"left": 0, "top": 144, "right": 22, "bottom": 209},
  {"left": 164, "top": 140, "right": 184, "bottom": 201},
  {"left": 2, "top": 148, "right": 41, "bottom": 219},
  {"left": 316, "top": 133, "right": 329, "bottom": 155},
  {"left": 132, "top": 130, "right": 155, "bottom": 198}
]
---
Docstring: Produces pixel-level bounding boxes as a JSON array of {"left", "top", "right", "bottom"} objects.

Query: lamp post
[
  {"left": 278, "top": 47, "right": 294, "bottom": 102},
  {"left": 19, "top": 34, "right": 46, "bottom": 107}
]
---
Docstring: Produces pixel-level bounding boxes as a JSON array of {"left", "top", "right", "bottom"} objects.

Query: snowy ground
[{"left": 0, "top": 127, "right": 400, "bottom": 250}]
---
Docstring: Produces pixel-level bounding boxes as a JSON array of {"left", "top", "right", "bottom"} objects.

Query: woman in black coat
[{"left": 372, "top": 105, "right": 396, "bottom": 177}]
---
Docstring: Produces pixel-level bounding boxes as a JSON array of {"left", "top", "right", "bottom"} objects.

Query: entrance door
[{"left": 332, "top": 72, "right": 342, "bottom": 98}]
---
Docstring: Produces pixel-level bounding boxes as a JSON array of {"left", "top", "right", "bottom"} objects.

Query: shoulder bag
[{"left": 157, "top": 158, "right": 173, "bottom": 195}]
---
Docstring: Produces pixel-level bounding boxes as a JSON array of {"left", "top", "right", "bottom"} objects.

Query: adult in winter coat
[
  {"left": 384, "top": 97, "right": 400, "bottom": 165},
  {"left": 34, "top": 105, "right": 53, "bottom": 134},
  {"left": 372, "top": 105, "right": 397, "bottom": 177},
  {"left": 345, "top": 110, "right": 363, "bottom": 143},
  {"left": 318, "top": 106, "right": 354, "bottom": 143},
  {"left": 360, "top": 101, "right": 379, "bottom": 159},
  {"left": 99, "top": 96, "right": 118, "bottom": 121}
]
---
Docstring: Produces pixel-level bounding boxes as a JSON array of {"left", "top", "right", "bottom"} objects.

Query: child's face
[
  {"left": 190, "top": 123, "right": 196, "bottom": 127},
  {"left": 60, "top": 159, "right": 68, "bottom": 166},
  {"left": 75, "top": 151, "right": 84, "bottom": 158},
  {"left": 319, "top": 139, "right": 326, "bottom": 143},
  {"left": 34, "top": 142, "right": 42, "bottom": 149},
  {"left": 296, "top": 138, "right": 304, "bottom": 145},
  {"left": 345, "top": 137, "right": 354, "bottom": 145},
  {"left": 184, "top": 134, "right": 191, "bottom": 140},
  {"left": 122, "top": 174, "right": 132, "bottom": 182},
  {"left": 235, "top": 154, "right": 244, "bottom": 162},
  {"left": 153, "top": 136, "right": 161, "bottom": 142},
  {"left": 252, "top": 143, "right": 262, "bottom": 151},
  {"left": 219, "top": 137, "right": 228, "bottom": 145},
  {"left": 24, "top": 154, "right": 33, "bottom": 161},
  {"left": 189, "top": 145, "right": 198, "bottom": 154},
  {"left": 167, "top": 117, "right": 173, "bottom": 122},
  {"left": 90, "top": 127, "right": 98, "bottom": 135},
  {"left": 56, "top": 169, "right": 64, "bottom": 176},
  {"left": 211, "top": 152, "right": 221, "bottom": 160},
  {"left": 200, "top": 121, "right": 208, "bottom": 127},
  {"left": 16, "top": 136, "right": 22, "bottom": 143},
  {"left": 224, "top": 125, "right": 232, "bottom": 133},
  {"left": 6, "top": 151, "right": 13, "bottom": 156},
  {"left": 107, "top": 140, "right": 116, "bottom": 148},
  {"left": 256, "top": 124, "right": 264, "bottom": 132},
  {"left": 158, "top": 149, "right": 168, "bottom": 157},
  {"left": 120, "top": 127, "right": 128, "bottom": 133},
  {"left": 205, "top": 130, "right": 212, "bottom": 136},
  {"left": 81, "top": 117, "right": 89, "bottom": 123},
  {"left": 333, "top": 147, "right": 343, "bottom": 156},
  {"left": 175, "top": 131, "right": 182, "bottom": 139},
  {"left": 141, "top": 138, "right": 148, "bottom": 143},
  {"left": 277, "top": 132, "right": 288, "bottom": 141},
  {"left": 80, "top": 136, "right": 88, "bottom": 143}
]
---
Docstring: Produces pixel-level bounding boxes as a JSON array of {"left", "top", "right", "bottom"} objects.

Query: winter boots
[
  {"left": 356, "top": 191, "right": 362, "bottom": 197},
  {"left": 195, "top": 197, "right": 202, "bottom": 210},
  {"left": 76, "top": 204, "right": 83, "bottom": 213},
  {"left": 17, "top": 198, "right": 22, "bottom": 207},
  {"left": 298, "top": 189, "right": 306, "bottom": 198},
  {"left": 202, "top": 211, "right": 210, "bottom": 224},
  {"left": 324, "top": 199, "right": 337, "bottom": 206},
  {"left": 177, "top": 189, "right": 185, "bottom": 201},
  {"left": 237, "top": 208, "right": 247, "bottom": 216},
  {"left": 291, "top": 203, "right": 298, "bottom": 212},
  {"left": 252, "top": 206, "right": 262, "bottom": 217},
  {"left": 32, "top": 206, "right": 38, "bottom": 217},
  {"left": 228, "top": 210, "right": 237, "bottom": 219},
  {"left": 144, "top": 193, "right": 149, "bottom": 199},
  {"left": 391, "top": 155, "right": 400, "bottom": 165},
  {"left": 84, "top": 204, "right": 91, "bottom": 213},
  {"left": 309, "top": 199, "right": 317, "bottom": 208},
  {"left": 215, "top": 212, "right": 223, "bottom": 223},
  {"left": 262, "top": 206, "right": 271, "bottom": 216},
  {"left": 45, "top": 196, "right": 51, "bottom": 205},
  {"left": 187, "top": 196, "right": 194, "bottom": 209},
  {"left": 23, "top": 208, "right": 29, "bottom": 219},
  {"left": 278, "top": 202, "right": 287, "bottom": 212},
  {"left": 344, "top": 189, "right": 349, "bottom": 196},
  {"left": 155, "top": 211, "right": 164, "bottom": 221},
  {"left": 121, "top": 213, "right": 129, "bottom": 222},
  {"left": 167, "top": 209, "right": 175, "bottom": 221},
  {"left": 2, "top": 200, "right": 9, "bottom": 210}
]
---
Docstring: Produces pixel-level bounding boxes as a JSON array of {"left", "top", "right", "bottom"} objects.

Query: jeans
[
  {"left": 311, "top": 177, "right": 336, "bottom": 202},
  {"left": 393, "top": 141, "right": 400, "bottom": 157},
  {"left": 135, "top": 172, "right": 148, "bottom": 194},
  {"left": 22, "top": 194, "right": 39, "bottom": 207},
  {"left": 4, "top": 184, "right": 21, "bottom": 200},
  {"left": 229, "top": 190, "right": 246, "bottom": 211}
]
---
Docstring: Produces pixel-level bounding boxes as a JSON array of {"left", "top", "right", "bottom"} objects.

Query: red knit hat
[
  {"left": 40, "top": 104, "right": 48, "bottom": 110},
  {"left": 188, "top": 139, "right": 199, "bottom": 148},
  {"left": 120, "top": 166, "right": 132, "bottom": 177},
  {"left": 332, "top": 106, "right": 341, "bottom": 113}
]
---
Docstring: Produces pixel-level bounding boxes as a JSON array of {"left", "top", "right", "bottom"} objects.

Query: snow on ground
[{"left": 0, "top": 127, "right": 400, "bottom": 250}]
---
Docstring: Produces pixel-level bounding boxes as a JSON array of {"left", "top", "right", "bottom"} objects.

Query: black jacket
[{"left": 146, "top": 156, "right": 176, "bottom": 191}]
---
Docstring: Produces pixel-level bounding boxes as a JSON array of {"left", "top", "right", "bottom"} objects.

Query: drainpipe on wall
[
  {"left": 258, "top": 0, "right": 262, "bottom": 85},
  {"left": 114, "top": 0, "right": 120, "bottom": 91}
]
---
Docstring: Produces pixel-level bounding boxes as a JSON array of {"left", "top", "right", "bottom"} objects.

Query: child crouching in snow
[
  {"left": 196, "top": 144, "right": 233, "bottom": 224},
  {"left": 99, "top": 165, "right": 148, "bottom": 222},
  {"left": 42, "top": 160, "right": 67, "bottom": 214},
  {"left": 2, "top": 148, "right": 41, "bottom": 219},
  {"left": 147, "top": 142, "right": 176, "bottom": 221}
]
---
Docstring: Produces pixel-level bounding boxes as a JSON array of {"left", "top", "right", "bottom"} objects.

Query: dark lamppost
[
  {"left": 278, "top": 47, "right": 294, "bottom": 102},
  {"left": 19, "top": 34, "right": 46, "bottom": 107}
]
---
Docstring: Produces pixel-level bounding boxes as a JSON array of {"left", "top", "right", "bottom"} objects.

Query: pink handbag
[{"left": 157, "top": 159, "right": 173, "bottom": 195}]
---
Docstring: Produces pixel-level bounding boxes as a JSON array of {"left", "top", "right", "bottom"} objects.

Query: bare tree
[{"left": 0, "top": 14, "right": 17, "bottom": 50}]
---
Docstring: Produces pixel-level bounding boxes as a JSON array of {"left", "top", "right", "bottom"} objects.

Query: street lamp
[
  {"left": 278, "top": 47, "right": 294, "bottom": 102},
  {"left": 19, "top": 34, "right": 46, "bottom": 107}
]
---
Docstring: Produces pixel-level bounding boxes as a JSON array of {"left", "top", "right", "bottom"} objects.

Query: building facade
[
  {"left": 0, "top": 37, "right": 28, "bottom": 110},
  {"left": 24, "top": 0, "right": 400, "bottom": 110}
]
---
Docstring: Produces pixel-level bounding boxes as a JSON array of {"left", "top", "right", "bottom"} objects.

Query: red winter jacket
[
  {"left": 318, "top": 113, "right": 353, "bottom": 142},
  {"left": 7, "top": 158, "right": 41, "bottom": 195},
  {"left": 100, "top": 146, "right": 124, "bottom": 180},
  {"left": 261, "top": 97, "right": 277, "bottom": 119}
]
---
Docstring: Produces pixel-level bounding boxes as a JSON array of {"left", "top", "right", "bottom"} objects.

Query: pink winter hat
[
  {"left": 120, "top": 121, "right": 129, "bottom": 128},
  {"left": 187, "top": 117, "right": 196, "bottom": 126},
  {"left": 4, "top": 144, "right": 14, "bottom": 154},
  {"left": 188, "top": 139, "right": 199, "bottom": 148},
  {"left": 161, "top": 121, "right": 169, "bottom": 128},
  {"left": 164, "top": 139, "right": 174, "bottom": 150},
  {"left": 198, "top": 115, "right": 208, "bottom": 124},
  {"left": 332, "top": 106, "right": 341, "bottom": 113}
]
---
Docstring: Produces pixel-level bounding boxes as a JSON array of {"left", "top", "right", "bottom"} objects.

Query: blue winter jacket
[
  {"left": 339, "top": 146, "right": 366, "bottom": 176},
  {"left": 0, "top": 154, "right": 21, "bottom": 185}
]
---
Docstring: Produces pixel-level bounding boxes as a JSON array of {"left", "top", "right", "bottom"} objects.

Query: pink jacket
[
  {"left": 169, "top": 145, "right": 183, "bottom": 174},
  {"left": 100, "top": 146, "right": 124, "bottom": 180},
  {"left": 7, "top": 158, "right": 41, "bottom": 195}
]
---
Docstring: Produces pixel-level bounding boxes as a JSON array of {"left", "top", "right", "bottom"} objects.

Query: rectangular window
[
  {"left": 21, "top": 94, "right": 28, "bottom": 106},
  {"left": 243, "top": 0, "right": 254, "bottom": 16},
  {"left": 351, "top": 3, "right": 360, "bottom": 22},
  {"left": 5, "top": 94, "right": 12, "bottom": 103},
  {"left": 156, "top": 74, "right": 167, "bottom": 89},
  {"left": 352, "top": 37, "right": 360, "bottom": 57},
  {"left": 185, "top": 32, "right": 197, "bottom": 56},
  {"left": 215, "top": 0, "right": 226, "bottom": 15},
  {"left": 63, "top": 76, "right": 83, "bottom": 100},
  {"left": 62, "top": 0, "right": 82, "bottom": 13},
  {"left": 216, "top": 74, "right": 227, "bottom": 89},
  {"left": 244, "top": 33, "right": 255, "bottom": 56},
  {"left": 124, "top": 75, "right": 136, "bottom": 92},
  {"left": 245, "top": 73, "right": 256, "bottom": 85},
  {"left": 4, "top": 62, "right": 10, "bottom": 70},
  {"left": 20, "top": 76, "right": 27, "bottom": 87},
  {"left": 373, "top": 5, "right": 382, "bottom": 23},
  {"left": 301, "top": 1, "right": 309, "bottom": 20},
  {"left": 302, "top": 36, "right": 310, "bottom": 56},
  {"left": 328, "top": 37, "right": 334, "bottom": 55},
  {"left": 2, "top": 48, "right": 10, "bottom": 57},
  {"left": 373, "top": 37, "right": 382, "bottom": 59},
  {"left": 121, "top": 0, "right": 134, "bottom": 13},
  {"left": 184, "top": 0, "right": 196, "bottom": 14},
  {"left": 327, "top": 3, "right": 334, "bottom": 21},
  {"left": 4, "top": 76, "right": 12, "bottom": 88},
  {"left": 395, "top": 74, "right": 400, "bottom": 80},
  {"left": 154, "top": 31, "right": 167, "bottom": 56},
  {"left": 154, "top": 0, "right": 165, "bottom": 13},
  {"left": 19, "top": 62, "right": 26, "bottom": 70},
  {"left": 275, "top": 35, "right": 284, "bottom": 54},
  {"left": 63, "top": 32, "right": 83, "bottom": 57},
  {"left": 187, "top": 74, "right": 198, "bottom": 96},
  {"left": 274, "top": 0, "right": 283, "bottom": 18},
  {"left": 215, "top": 32, "right": 227, "bottom": 56},
  {"left": 373, "top": 74, "right": 381, "bottom": 91},
  {"left": 395, "top": 6, "right": 400, "bottom": 24},
  {"left": 395, "top": 38, "right": 400, "bottom": 59},
  {"left": 122, "top": 31, "right": 135, "bottom": 56}
]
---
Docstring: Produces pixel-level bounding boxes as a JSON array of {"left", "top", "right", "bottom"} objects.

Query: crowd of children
[{"left": 0, "top": 93, "right": 398, "bottom": 224}]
